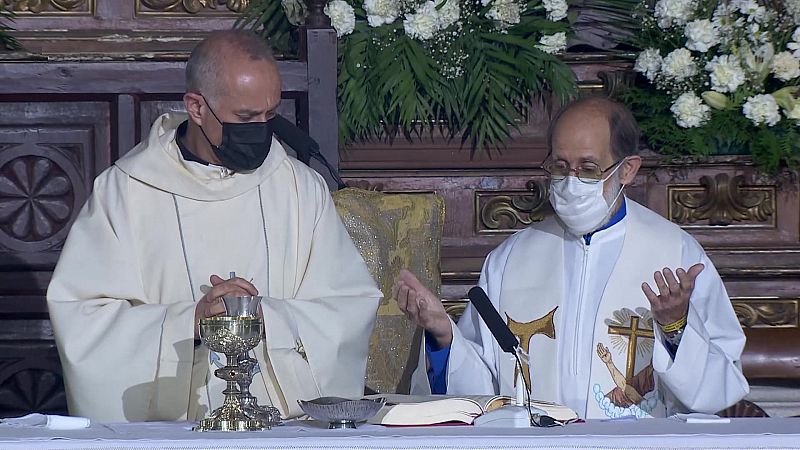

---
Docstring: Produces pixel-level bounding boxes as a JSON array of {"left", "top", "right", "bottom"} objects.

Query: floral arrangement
[
  {"left": 621, "top": 0, "right": 800, "bottom": 171},
  {"left": 240, "top": 0, "right": 576, "bottom": 152}
]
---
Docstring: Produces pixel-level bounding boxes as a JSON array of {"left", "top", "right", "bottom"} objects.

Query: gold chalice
[{"left": 195, "top": 315, "right": 279, "bottom": 431}]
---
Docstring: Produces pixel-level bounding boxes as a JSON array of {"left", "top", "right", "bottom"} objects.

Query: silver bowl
[{"left": 298, "top": 397, "right": 385, "bottom": 429}]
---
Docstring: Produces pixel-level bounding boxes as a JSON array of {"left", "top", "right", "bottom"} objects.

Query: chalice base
[
  {"left": 194, "top": 396, "right": 270, "bottom": 432},
  {"left": 196, "top": 417, "right": 269, "bottom": 432}
]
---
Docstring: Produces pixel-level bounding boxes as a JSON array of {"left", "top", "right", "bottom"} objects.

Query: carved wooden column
[{"left": 300, "top": 0, "right": 339, "bottom": 189}]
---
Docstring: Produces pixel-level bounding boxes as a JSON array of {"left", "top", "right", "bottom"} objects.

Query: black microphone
[
  {"left": 468, "top": 286, "right": 518, "bottom": 354},
  {"left": 271, "top": 115, "right": 315, "bottom": 165},
  {"left": 271, "top": 115, "right": 346, "bottom": 189}
]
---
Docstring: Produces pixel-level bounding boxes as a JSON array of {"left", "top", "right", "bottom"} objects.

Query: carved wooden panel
[
  {"left": 732, "top": 298, "right": 799, "bottom": 329},
  {"left": 135, "top": 0, "right": 246, "bottom": 15},
  {"left": 0, "top": 102, "right": 110, "bottom": 265},
  {"left": 475, "top": 179, "right": 551, "bottom": 234},
  {"left": 668, "top": 174, "right": 776, "bottom": 228},
  {"left": 4, "top": 0, "right": 95, "bottom": 15},
  {"left": 0, "top": 339, "right": 66, "bottom": 418}
]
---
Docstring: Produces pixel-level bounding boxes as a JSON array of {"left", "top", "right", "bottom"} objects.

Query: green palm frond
[
  {"left": 239, "top": 0, "right": 578, "bottom": 154},
  {"left": 0, "top": 4, "right": 22, "bottom": 51},
  {"left": 236, "top": 0, "right": 296, "bottom": 56}
]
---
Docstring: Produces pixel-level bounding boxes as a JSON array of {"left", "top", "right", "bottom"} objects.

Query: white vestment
[
  {"left": 47, "top": 113, "right": 382, "bottom": 422},
  {"left": 411, "top": 199, "right": 748, "bottom": 419}
]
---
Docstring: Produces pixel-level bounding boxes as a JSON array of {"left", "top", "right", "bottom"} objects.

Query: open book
[{"left": 364, "top": 394, "right": 579, "bottom": 426}]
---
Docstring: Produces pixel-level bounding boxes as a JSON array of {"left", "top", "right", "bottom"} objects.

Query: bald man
[
  {"left": 47, "top": 30, "right": 381, "bottom": 422},
  {"left": 395, "top": 97, "right": 748, "bottom": 419}
]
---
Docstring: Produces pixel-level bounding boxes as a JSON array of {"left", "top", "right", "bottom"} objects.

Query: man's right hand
[
  {"left": 393, "top": 269, "right": 453, "bottom": 348},
  {"left": 194, "top": 274, "right": 258, "bottom": 339}
]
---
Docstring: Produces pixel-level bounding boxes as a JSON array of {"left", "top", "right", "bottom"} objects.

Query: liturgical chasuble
[
  {"left": 47, "top": 113, "right": 382, "bottom": 422},
  {"left": 411, "top": 200, "right": 748, "bottom": 419}
]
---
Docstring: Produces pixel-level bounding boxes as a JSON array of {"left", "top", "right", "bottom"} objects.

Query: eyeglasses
[{"left": 542, "top": 158, "right": 626, "bottom": 184}]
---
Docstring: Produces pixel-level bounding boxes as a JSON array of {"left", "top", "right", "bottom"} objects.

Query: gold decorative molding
[
  {"left": 731, "top": 297, "right": 798, "bottom": 328},
  {"left": 136, "top": 0, "right": 246, "bottom": 15},
  {"left": 476, "top": 179, "right": 551, "bottom": 234},
  {"left": 443, "top": 300, "right": 467, "bottom": 323},
  {"left": 668, "top": 173, "right": 775, "bottom": 228},
  {"left": 4, "top": 0, "right": 94, "bottom": 15}
]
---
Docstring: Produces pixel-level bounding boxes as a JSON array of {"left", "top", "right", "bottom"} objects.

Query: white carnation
[
  {"left": 404, "top": 1, "right": 440, "bottom": 40},
  {"left": 364, "top": 0, "right": 400, "bottom": 27},
  {"left": 786, "top": 0, "right": 800, "bottom": 25},
  {"left": 732, "top": 0, "right": 766, "bottom": 22},
  {"left": 743, "top": 94, "right": 781, "bottom": 126},
  {"left": 705, "top": 55, "right": 746, "bottom": 93},
  {"left": 634, "top": 48, "right": 662, "bottom": 82},
  {"left": 654, "top": 0, "right": 696, "bottom": 29},
  {"left": 662, "top": 48, "right": 697, "bottom": 80},
  {"left": 486, "top": 0, "right": 523, "bottom": 27},
  {"left": 536, "top": 32, "right": 567, "bottom": 54},
  {"left": 543, "top": 0, "right": 568, "bottom": 22},
  {"left": 282, "top": 0, "right": 307, "bottom": 25},
  {"left": 788, "top": 28, "right": 800, "bottom": 58},
  {"left": 670, "top": 92, "right": 710, "bottom": 128},
  {"left": 324, "top": 0, "right": 356, "bottom": 37},
  {"left": 437, "top": 0, "right": 461, "bottom": 29},
  {"left": 771, "top": 51, "right": 800, "bottom": 81},
  {"left": 684, "top": 19, "right": 720, "bottom": 53}
]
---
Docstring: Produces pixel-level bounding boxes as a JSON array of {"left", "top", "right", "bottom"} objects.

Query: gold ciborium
[{"left": 195, "top": 315, "right": 280, "bottom": 431}]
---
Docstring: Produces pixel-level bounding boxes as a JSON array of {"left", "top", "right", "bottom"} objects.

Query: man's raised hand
[{"left": 393, "top": 269, "right": 453, "bottom": 347}]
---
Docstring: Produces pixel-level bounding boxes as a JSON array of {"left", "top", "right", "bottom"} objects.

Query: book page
[{"left": 363, "top": 394, "right": 512, "bottom": 413}]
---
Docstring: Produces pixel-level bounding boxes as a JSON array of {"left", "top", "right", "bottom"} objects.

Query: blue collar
[{"left": 583, "top": 198, "right": 627, "bottom": 245}]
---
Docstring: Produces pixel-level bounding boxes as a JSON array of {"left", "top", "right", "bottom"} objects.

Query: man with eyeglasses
[{"left": 395, "top": 97, "right": 748, "bottom": 419}]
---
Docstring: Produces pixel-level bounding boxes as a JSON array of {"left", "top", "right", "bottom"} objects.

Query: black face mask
[{"left": 200, "top": 97, "right": 274, "bottom": 172}]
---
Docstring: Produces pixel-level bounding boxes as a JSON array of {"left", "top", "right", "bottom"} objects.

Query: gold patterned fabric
[{"left": 332, "top": 188, "right": 444, "bottom": 394}]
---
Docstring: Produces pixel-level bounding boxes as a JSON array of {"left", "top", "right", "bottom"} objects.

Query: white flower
[
  {"left": 543, "top": 0, "right": 568, "bottom": 22},
  {"left": 732, "top": 0, "right": 766, "bottom": 22},
  {"left": 282, "top": 0, "right": 307, "bottom": 25},
  {"left": 670, "top": 92, "right": 710, "bottom": 128},
  {"left": 786, "top": 0, "right": 800, "bottom": 25},
  {"left": 634, "top": 48, "right": 662, "bottom": 81},
  {"left": 684, "top": 19, "right": 720, "bottom": 53},
  {"left": 705, "top": 55, "right": 746, "bottom": 93},
  {"left": 486, "top": 0, "right": 523, "bottom": 27},
  {"left": 536, "top": 32, "right": 567, "bottom": 54},
  {"left": 364, "top": 0, "right": 400, "bottom": 27},
  {"left": 437, "top": 0, "right": 461, "bottom": 29},
  {"left": 662, "top": 48, "right": 697, "bottom": 80},
  {"left": 771, "top": 51, "right": 800, "bottom": 81},
  {"left": 654, "top": 0, "right": 696, "bottom": 29},
  {"left": 743, "top": 94, "right": 781, "bottom": 126},
  {"left": 324, "top": 0, "right": 356, "bottom": 37},
  {"left": 404, "top": 1, "right": 440, "bottom": 40},
  {"left": 788, "top": 28, "right": 800, "bottom": 58}
]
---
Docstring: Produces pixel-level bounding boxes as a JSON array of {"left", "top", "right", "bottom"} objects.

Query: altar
[{"left": 1, "top": 418, "right": 799, "bottom": 450}]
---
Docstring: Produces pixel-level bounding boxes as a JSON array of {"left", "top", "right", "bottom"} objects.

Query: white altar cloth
[{"left": 0, "top": 418, "right": 798, "bottom": 450}]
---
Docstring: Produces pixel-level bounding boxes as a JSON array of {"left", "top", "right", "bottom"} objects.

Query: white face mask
[{"left": 548, "top": 163, "right": 625, "bottom": 236}]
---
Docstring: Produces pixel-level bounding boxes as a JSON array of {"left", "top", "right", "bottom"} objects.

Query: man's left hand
[{"left": 641, "top": 264, "right": 704, "bottom": 326}]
